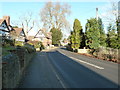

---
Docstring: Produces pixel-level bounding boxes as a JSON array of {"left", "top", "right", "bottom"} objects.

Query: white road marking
[
  {"left": 58, "top": 50, "right": 104, "bottom": 70},
  {"left": 45, "top": 52, "right": 66, "bottom": 88},
  {"left": 70, "top": 57, "right": 104, "bottom": 70},
  {"left": 52, "top": 68, "right": 66, "bottom": 88}
]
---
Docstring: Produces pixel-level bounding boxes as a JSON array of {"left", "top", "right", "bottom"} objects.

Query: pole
[{"left": 96, "top": 8, "right": 98, "bottom": 20}]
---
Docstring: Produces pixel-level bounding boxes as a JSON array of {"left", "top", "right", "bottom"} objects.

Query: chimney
[{"left": 3, "top": 16, "right": 10, "bottom": 25}]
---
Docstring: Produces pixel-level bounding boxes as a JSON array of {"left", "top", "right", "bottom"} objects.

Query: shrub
[
  {"left": 3, "top": 39, "right": 14, "bottom": 46},
  {"left": 23, "top": 43, "right": 36, "bottom": 53},
  {"left": 15, "top": 41, "right": 24, "bottom": 46},
  {"left": 34, "top": 42, "right": 41, "bottom": 48},
  {"left": 66, "top": 43, "right": 73, "bottom": 51},
  {"left": 28, "top": 41, "right": 44, "bottom": 51}
]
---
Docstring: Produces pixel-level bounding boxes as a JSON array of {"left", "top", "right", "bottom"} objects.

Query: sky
[{"left": 0, "top": 0, "right": 119, "bottom": 38}]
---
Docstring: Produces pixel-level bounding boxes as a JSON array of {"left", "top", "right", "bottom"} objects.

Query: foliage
[
  {"left": 2, "top": 46, "right": 15, "bottom": 56},
  {"left": 34, "top": 42, "right": 43, "bottom": 49},
  {"left": 70, "top": 19, "right": 83, "bottom": 49},
  {"left": 63, "top": 38, "right": 67, "bottom": 43},
  {"left": 98, "top": 18, "right": 106, "bottom": 47},
  {"left": 66, "top": 43, "right": 73, "bottom": 51},
  {"left": 2, "top": 39, "right": 15, "bottom": 47},
  {"left": 80, "top": 32, "right": 86, "bottom": 48},
  {"left": 12, "top": 26, "right": 18, "bottom": 28},
  {"left": 28, "top": 41, "right": 44, "bottom": 49},
  {"left": 15, "top": 41, "right": 24, "bottom": 46},
  {"left": 24, "top": 43, "right": 36, "bottom": 53},
  {"left": 50, "top": 27, "right": 62, "bottom": 45},
  {"left": 85, "top": 18, "right": 100, "bottom": 49},
  {"left": 2, "top": 49, "right": 10, "bottom": 56},
  {"left": 106, "top": 24, "right": 118, "bottom": 49},
  {"left": 117, "top": 20, "right": 120, "bottom": 49}
]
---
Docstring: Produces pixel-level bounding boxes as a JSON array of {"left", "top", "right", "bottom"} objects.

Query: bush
[
  {"left": 24, "top": 47, "right": 34, "bottom": 53},
  {"left": 34, "top": 42, "right": 41, "bottom": 48},
  {"left": 28, "top": 41, "right": 45, "bottom": 51},
  {"left": 66, "top": 43, "right": 73, "bottom": 51},
  {"left": 15, "top": 41, "right": 24, "bottom": 46},
  {"left": 23, "top": 43, "right": 36, "bottom": 53},
  {"left": 3, "top": 39, "right": 14, "bottom": 46}
]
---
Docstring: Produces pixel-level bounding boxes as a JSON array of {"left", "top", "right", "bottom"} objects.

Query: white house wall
[{"left": 0, "top": 22, "right": 9, "bottom": 36}]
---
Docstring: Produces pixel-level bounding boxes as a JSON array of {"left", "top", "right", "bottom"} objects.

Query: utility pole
[{"left": 96, "top": 8, "right": 98, "bottom": 20}]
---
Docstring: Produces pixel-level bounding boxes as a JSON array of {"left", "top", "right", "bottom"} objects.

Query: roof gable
[
  {"left": 13, "top": 28, "right": 25, "bottom": 36},
  {"left": 0, "top": 19, "right": 10, "bottom": 32},
  {"left": 0, "top": 19, "right": 4, "bottom": 25}
]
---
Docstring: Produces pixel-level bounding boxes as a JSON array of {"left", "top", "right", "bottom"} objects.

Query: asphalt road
[{"left": 19, "top": 47, "right": 119, "bottom": 88}]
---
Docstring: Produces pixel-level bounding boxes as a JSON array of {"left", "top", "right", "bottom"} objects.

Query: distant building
[
  {"left": 44, "top": 32, "right": 52, "bottom": 47},
  {"left": 11, "top": 28, "right": 26, "bottom": 42},
  {"left": 0, "top": 16, "right": 10, "bottom": 38},
  {"left": 28, "top": 28, "right": 52, "bottom": 48}
]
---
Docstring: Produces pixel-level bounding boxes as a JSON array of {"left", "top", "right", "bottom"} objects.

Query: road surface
[{"left": 19, "top": 47, "right": 119, "bottom": 88}]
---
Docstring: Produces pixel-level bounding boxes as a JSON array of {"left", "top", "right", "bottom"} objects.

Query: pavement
[{"left": 19, "top": 47, "right": 119, "bottom": 88}]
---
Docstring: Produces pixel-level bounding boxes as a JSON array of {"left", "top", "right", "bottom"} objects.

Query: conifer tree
[
  {"left": 107, "top": 24, "right": 118, "bottom": 49},
  {"left": 70, "top": 19, "right": 82, "bottom": 49},
  {"left": 85, "top": 18, "right": 100, "bottom": 49},
  {"left": 98, "top": 18, "right": 106, "bottom": 47}
]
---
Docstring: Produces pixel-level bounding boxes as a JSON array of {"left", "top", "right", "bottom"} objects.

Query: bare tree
[
  {"left": 19, "top": 11, "right": 35, "bottom": 38},
  {"left": 100, "top": 1, "right": 118, "bottom": 24},
  {"left": 40, "top": 2, "right": 71, "bottom": 31}
]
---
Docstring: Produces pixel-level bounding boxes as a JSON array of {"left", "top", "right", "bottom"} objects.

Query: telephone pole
[{"left": 96, "top": 8, "right": 98, "bottom": 20}]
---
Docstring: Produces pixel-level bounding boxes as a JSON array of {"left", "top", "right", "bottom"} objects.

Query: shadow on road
[{"left": 46, "top": 50, "right": 119, "bottom": 88}]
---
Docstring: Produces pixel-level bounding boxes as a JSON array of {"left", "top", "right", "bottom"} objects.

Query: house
[
  {"left": 33, "top": 28, "right": 52, "bottom": 48},
  {"left": 11, "top": 28, "right": 26, "bottom": 42},
  {"left": 0, "top": 17, "right": 10, "bottom": 38},
  {"left": 28, "top": 36, "right": 34, "bottom": 41},
  {"left": 43, "top": 32, "right": 52, "bottom": 47},
  {"left": 28, "top": 35, "right": 43, "bottom": 42}
]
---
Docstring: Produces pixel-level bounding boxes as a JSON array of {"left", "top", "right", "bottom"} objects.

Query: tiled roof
[
  {"left": 0, "top": 19, "right": 5, "bottom": 25},
  {"left": 13, "top": 28, "right": 24, "bottom": 36},
  {"left": 28, "top": 36, "right": 35, "bottom": 40}
]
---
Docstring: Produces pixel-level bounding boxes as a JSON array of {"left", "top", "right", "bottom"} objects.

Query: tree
[
  {"left": 12, "top": 26, "right": 18, "bottom": 28},
  {"left": 106, "top": 23, "right": 112, "bottom": 47},
  {"left": 20, "top": 11, "right": 34, "bottom": 38},
  {"left": 70, "top": 19, "right": 82, "bottom": 49},
  {"left": 98, "top": 17, "right": 106, "bottom": 46},
  {"left": 12, "top": 11, "right": 35, "bottom": 38},
  {"left": 40, "top": 2, "right": 71, "bottom": 31},
  {"left": 50, "top": 27, "right": 62, "bottom": 45},
  {"left": 80, "top": 32, "right": 86, "bottom": 48},
  {"left": 107, "top": 24, "right": 118, "bottom": 49},
  {"left": 85, "top": 18, "right": 100, "bottom": 49},
  {"left": 101, "top": 1, "right": 119, "bottom": 48}
]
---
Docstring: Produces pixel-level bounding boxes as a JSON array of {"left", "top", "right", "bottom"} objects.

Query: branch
[
  {"left": 34, "top": 29, "right": 42, "bottom": 38},
  {"left": 27, "top": 21, "right": 34, "bottom": 33}
]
